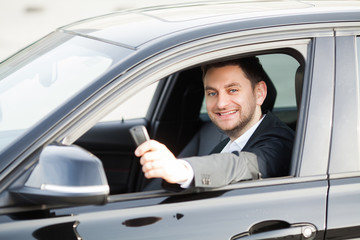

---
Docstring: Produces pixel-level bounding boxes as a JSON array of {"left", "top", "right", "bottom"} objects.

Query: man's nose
[{"left": 216, "top": 92, "right": 229, "bottom": 109}]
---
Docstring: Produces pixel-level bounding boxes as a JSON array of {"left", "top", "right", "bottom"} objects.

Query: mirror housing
[{"left": 11, "top": 144, "right": 109, "bottom": 205}]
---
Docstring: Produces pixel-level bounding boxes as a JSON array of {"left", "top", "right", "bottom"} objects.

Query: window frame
[
  {"left": 114, "top": 44, "right": 312, "bottom": 195},
  {"left": 329, "top": 32, "right": 360, "bottom": 176}
]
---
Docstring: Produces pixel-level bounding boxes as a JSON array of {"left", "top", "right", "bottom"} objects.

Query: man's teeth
[{"left": 219, "top": 110, "right": 237, "bottom": 116}]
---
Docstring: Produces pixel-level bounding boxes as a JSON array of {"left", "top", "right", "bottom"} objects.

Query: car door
[
  {"left": 76, "top": 32, "right": 332, "bottom": 240},
  {"left": 0, "top": 27, "right": 333, "bottom": 239},
  {"left": 326, "top": 32, "right": 360, "bottom": 239}
]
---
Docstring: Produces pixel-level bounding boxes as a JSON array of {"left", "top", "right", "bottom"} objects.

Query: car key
[{"left": 129, "top": 125, "right": 150, "bottom": 146}]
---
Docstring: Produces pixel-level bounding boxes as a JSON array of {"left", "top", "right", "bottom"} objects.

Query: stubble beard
[{"left": 210, "top": 106, "right": 256, "bottom": 140}]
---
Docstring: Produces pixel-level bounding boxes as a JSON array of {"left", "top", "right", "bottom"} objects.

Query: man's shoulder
[
  {"left": 254, "top": 112, "right": 295, "bottom": 139},
  {"left": 262, "top": 112, "right": 294, "bottom": 131}
]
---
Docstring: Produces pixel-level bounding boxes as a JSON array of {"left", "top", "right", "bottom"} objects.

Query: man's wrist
[{"left": 177, "top": 160, "right": 194, "bottom": 188}]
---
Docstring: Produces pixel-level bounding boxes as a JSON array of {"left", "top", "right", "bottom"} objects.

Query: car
[{"left": 0, "top": 0, "right": 360, "bottom": 239}]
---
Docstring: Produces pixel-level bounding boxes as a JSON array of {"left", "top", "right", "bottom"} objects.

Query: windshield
[{"left": 0, "top": 31, "right": 132, "bottom": 154}]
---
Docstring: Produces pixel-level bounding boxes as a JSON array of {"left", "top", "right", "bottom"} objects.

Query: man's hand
[{"left": 135, "top": 140, "right": 192, "bottom": 184}]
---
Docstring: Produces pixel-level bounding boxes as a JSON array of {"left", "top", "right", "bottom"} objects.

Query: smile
[{"left": 217, "top": 110, "right": 238, "bottom": 116}]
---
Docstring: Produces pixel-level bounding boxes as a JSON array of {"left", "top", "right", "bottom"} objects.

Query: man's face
[{"left": 204, "top": 65, "right": 265, "bottom": 140}]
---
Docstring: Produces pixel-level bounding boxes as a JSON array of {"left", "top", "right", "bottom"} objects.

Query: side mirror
[{"left": 11, "top": 144, "right": 109, "bottom": 205}]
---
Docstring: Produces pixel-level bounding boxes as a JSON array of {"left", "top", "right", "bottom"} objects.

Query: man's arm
[
  {"left": 184, "top": 152, "right": 259, "bottom": 188},
  {"left": 135, "top": 140, "right": 259, "bottom": 189},
  {"left": 135, "top": 122, "right": 293, "bottom": 189}
]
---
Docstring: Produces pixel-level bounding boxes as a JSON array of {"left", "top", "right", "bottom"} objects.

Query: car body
[{"left": 0, "top": 0, "right": 360, "bottom": 239}]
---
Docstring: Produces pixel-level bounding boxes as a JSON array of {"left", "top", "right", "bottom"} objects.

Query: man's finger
[
  {"left": 139, "top": 151, "right": 163, "bottom": 165},
  {"left": 144, "top": 168, "right": 166, "bottom": 180},
  {"left": 135, "top": 140, "right": 165, "bottom": 156}
]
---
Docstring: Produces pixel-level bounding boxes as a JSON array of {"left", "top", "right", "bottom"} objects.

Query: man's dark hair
[{"left": 201, "top": 56, "right": 268, "bottom": 88}]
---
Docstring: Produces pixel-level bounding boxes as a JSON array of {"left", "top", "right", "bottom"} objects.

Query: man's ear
[{"left": 255, "top": 81, "right": 267, "bottom": 106}]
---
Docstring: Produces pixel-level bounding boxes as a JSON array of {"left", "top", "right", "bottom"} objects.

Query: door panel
[
  {"left": 327, "top": 177, "right": 360, "bottom": 239},
  {"left": 78, "top": 180, "right": 327, "bottom": 240},
  {"left": 0, "top": 179, "right": 327, "bottom": 240}
]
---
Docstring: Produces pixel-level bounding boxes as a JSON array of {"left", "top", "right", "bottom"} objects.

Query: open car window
[
  {"left": 78, "top": 48, "right": 306, "bottom": 196},
  {"left": 100, "top": 82, "right": 159, "bottom": 122}
]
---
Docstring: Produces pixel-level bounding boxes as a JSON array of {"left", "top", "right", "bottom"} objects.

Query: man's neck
[{"left": 229, "top": 111, "right": 263, "bottom": 141}]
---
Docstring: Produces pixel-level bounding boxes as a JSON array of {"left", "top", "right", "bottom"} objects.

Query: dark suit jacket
[{"left": 183, "top": 112, "right": 295, "bottom": 188}]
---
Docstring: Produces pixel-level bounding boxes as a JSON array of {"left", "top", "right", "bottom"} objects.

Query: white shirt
[{"left": 180, "top": 115, "right": 266, "bottom": 188}]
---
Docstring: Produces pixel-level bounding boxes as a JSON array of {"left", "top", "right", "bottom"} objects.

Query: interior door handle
[{"left": 231, "top": 221, "right": 317, "bottom": 240}]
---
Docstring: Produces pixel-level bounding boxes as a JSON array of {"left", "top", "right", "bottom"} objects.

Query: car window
[
  {"left": 100, "top": 82, "right": 159, "bottom": 122},
  {"left": 0, "top": 32, "right": 131, "bottom": 153},
  {"left": 258, "top": 54, "right": 299, "bottom": 109},
  {"left": 77, "top": 43, "right": 307, "bottom": 196}
]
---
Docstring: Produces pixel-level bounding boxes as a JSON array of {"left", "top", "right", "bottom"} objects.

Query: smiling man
[
  {"left": 204, "top": 62, "right": 265, "bottom": 141},
  {"left": 135, "top": 57, "right": 294, "bottom": 189}
]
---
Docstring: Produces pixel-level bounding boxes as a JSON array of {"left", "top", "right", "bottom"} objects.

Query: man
[{"left": 135, "top": 56, "right": 294, "bottom": 189}]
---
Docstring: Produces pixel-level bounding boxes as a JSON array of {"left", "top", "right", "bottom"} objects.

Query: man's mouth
[{"left": 217, "top": 110, "right": 238, "bottom": 116}]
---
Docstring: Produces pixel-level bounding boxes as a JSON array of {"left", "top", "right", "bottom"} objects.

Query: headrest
[{"left": 261, "top": 72, "right": 277, "bottom": 112}]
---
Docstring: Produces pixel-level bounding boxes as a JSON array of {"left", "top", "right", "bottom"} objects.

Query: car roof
[{"left": 60, "top": 0, "right": 360, "bottom": 49}]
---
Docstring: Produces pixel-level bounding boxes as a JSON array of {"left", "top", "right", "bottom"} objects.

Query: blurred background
[{"left": 0, "top": 0, "right": 202, "bottom": 62}]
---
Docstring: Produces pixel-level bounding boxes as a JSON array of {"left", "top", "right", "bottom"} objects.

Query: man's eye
[
  {"left": 229, "top": 89, "right": 238, "bottom": 93},
  {"left": 207, "top": 92, "right": 216, "bottom": 97}
]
